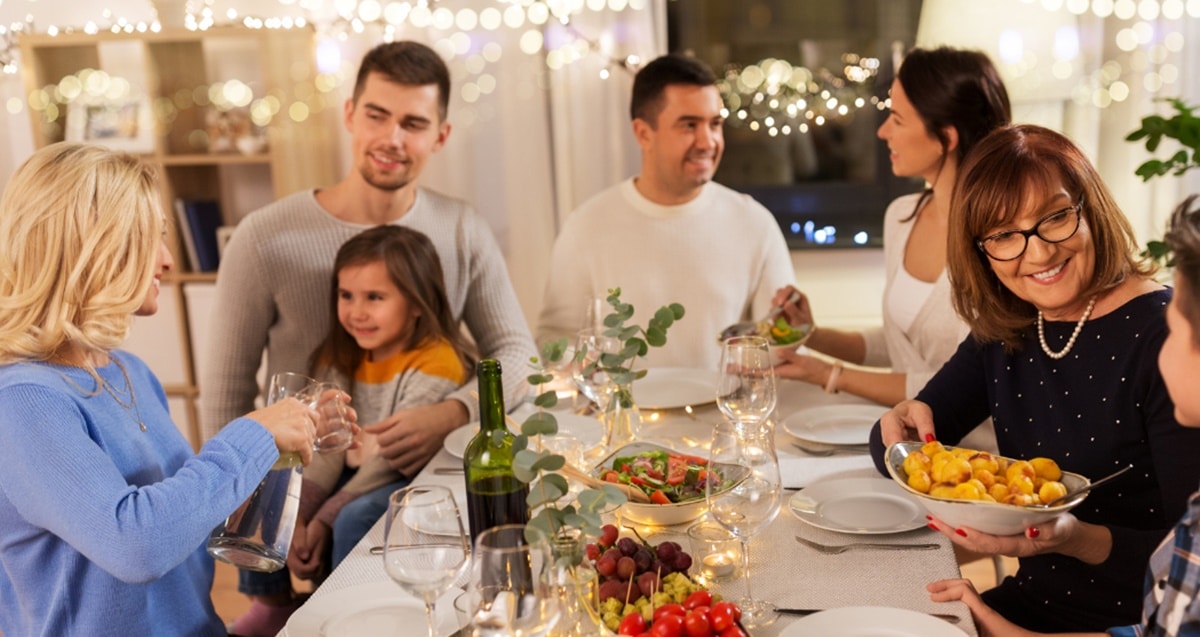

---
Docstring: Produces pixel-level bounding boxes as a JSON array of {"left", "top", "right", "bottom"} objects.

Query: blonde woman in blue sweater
[{"left": 0, "top": 142, "right": 319, "bottom": 636}]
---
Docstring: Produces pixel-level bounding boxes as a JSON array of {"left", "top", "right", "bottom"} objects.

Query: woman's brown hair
[
  {"left": 308, "top": 225, "right": 475, "bottom": 381},
  {"left": 947, "top": 124, "right": 1157, "bottom": 349}
]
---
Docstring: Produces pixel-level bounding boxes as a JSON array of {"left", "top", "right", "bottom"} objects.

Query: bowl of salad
[
  {"left": 591, "top": 442, "right": 750, "bottom": 526},
  {"left": 765, "top": 317, "right": 811, "bottom": 365}
]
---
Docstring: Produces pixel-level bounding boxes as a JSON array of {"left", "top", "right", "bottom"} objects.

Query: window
[{"left": 669, "top": 0, "right": 926, "bottom": 249}]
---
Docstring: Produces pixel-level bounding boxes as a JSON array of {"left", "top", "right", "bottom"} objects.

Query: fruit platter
[{"left": 587, "top": 523, "right": 748, "bottom": 637}]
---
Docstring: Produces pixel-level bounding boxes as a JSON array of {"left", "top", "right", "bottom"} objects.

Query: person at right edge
[
  {"left": 870, "top": 125, "right": 1200, "bottom": 633},
  {"left": 925, "top": 195, "right": 1200, "bottom": 637}
]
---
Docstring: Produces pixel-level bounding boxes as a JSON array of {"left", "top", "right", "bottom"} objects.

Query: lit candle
[{"left": 702, "top": 553, "right": 734, "bottom": 578}]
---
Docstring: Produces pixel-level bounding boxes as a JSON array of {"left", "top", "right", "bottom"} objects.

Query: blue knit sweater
[{"left": 0, "top": 351, "right": 278, "bottom": 636}]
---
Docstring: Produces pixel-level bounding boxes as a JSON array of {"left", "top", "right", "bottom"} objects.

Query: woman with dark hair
[
  {"left": 774, "top": 47, "right": 1010, "bottom": 409},
  {"left": 871, "top": 125, "right": 1200, "bottom": 632}
]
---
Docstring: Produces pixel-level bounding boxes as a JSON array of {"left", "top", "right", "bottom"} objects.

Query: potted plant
[{"left": 1126, "top": 97, "right": 1200, "bottom": 266}]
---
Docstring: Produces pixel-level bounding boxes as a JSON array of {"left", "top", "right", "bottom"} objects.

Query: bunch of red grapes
[{"left": 585, "top": 524, "right": 694, "bottom": 603}]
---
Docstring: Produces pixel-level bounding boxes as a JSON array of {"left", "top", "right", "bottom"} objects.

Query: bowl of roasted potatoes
[{"left": 884, "top": 440, "right": 1090, "bottom": 536}]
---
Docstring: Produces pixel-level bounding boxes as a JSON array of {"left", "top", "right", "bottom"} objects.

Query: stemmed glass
[
  {"left": 706, "top": 420, "right": 782, "bottom": 628},
  {"left": 468, "top": 524, "right": 561, "bottom": 637},
  {"left": 572, "top": 328, "right": 621, "bottom": 410},
  {"left": 716, "top": 336, "right": 777, "bottom": 426},
  {"left": 383, "top": 485, "right": 470, "bottom": 637}
]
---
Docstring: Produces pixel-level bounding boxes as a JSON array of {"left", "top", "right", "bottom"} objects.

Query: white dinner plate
[
  {"left": 285, "top": 581, "right": 459, "bottom": 637},
  {"left": 778, "top": 606, "right": 968, "bottom": 637},
  {"left": 782, "top": 404, "right": 888, "bottom": 446},
  {"left": 789, "top": 477, "right": 927, "bottom": 534},
  {"left": 442, "top": 412, "right": 603, "bottom": 459},
  {"left": 633, "top": 367, "right": 718, "bottom": 409}
]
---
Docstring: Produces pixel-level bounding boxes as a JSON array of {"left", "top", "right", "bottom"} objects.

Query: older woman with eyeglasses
[{"left": 869, "top": 125, "right": 1200, "bottom": 633}]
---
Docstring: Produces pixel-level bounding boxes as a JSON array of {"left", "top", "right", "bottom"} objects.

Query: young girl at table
[
  {"left": 0, "top": 143, "right": 320, "bottom": 637},
  {"left": 289, "top": 225, "right": 473, "bottom": 576},
  {"left": 928, "top": 194, "right": 1200, "bottom": 637}
]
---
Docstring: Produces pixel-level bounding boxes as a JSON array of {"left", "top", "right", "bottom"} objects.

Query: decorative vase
[
  {"left": 549, "top": 530, "right": 605, "bottom": 637},
  {"left": 601, "top": 372, "right": 640, "bottom": 455}
]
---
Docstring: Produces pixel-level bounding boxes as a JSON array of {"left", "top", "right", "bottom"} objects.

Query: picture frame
[{"left": 66, "top": 95, "right": 155, "bottom": 154}]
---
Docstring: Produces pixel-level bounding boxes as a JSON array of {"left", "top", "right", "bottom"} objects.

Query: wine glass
[
  {"left": 571, "top": 328, "right": 621, "bottom": 409},
  {"left": 705, "top": 420, "right": 783, "bottom": 629},
  {"left": 468, "top": 524, "right": 561, "bottom": 637},
  {"left": 383, "top": 485, "right": 470, "bottom": 637},
  {"left": 716, "top": 336, "right": 777, "bottom": 426}
]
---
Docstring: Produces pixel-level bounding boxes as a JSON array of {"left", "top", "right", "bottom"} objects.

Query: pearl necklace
[{"left": 1036, "top": 296, "right": 1097, "bottom": 360}]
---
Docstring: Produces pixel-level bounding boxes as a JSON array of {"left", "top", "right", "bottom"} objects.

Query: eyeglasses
[{"left": 975, "top": 202, "right": 1083, "bottom": 261}]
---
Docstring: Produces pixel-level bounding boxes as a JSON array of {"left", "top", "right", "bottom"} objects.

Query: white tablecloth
[{"left": 279, "top": 378, "right": 977, "bottom": 636}]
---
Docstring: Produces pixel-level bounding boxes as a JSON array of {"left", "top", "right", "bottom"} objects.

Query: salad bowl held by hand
[
  {"left": 592, "top": 442, "right": 750, "bottom": 526},
  {"left": 884, "top": 441, "right": 1090, "bottom": 536}
]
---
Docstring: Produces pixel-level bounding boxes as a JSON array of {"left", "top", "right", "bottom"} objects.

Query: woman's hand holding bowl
[{"left": 880, "top": 399, "right": 938, "bottom": 447}]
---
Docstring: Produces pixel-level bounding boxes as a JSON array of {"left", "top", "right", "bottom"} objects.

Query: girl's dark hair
[
  {"left": 947, "top": 125, "right": 1156, "bottom": 349},
  {"left": 1165, "top": 194, "right": 1200, "bottom": 344},
  {"left": 896, "top": 47, "right": 1012, "bottom": 222},
  {"left": 308, "top": 226, "right": 475, "bottom": 381}
]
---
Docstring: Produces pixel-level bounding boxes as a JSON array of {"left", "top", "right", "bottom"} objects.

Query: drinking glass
[
  {"left": 383, "top": 485, "right": 470, "bottom": 637},
  {"left": 468, "top": 524, "right": 561, "bottom": 637},
  {"left": 716, "top": 336, "right": 777, "bottom": 426},
  {"left": 571, "top": 328, "right": 621, "bottom": 409},
  {"left": 706, "top": 420, "right": 782, "bottom": 628},
  {"left": 269, "top": 372, "right": 354, "bottom": 453}
]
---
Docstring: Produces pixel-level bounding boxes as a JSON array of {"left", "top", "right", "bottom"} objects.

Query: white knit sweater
[{"left": 536, "top": 179, "right": 796, "bottom": 371}]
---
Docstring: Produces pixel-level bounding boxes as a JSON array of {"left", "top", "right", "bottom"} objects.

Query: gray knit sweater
[{"left": 198, "top": 189, "right": 535, "bottom": 441}]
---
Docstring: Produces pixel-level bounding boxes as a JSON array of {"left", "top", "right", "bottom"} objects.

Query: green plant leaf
[
  {"left": 532, "top": 389, "right": 558, "bottom": 409},
  {"left": 646, "top": 325, "right": 666, "bottom": 347},
  {"left": 653, "top": 306, "right": 676, "bottom": 327},
  {"left": 540, "top": 337, "right": 568, "bottom": 363},
  {"left": 522, "top": 411, "right": 558, "bottom": 436},
  {"left": 527, "top": 373, "right": 554, "bottom": 386},
  {"left": 513, "top": 448, "right": 539, "bottom": 482},
  {"left": 531, "top": 452, "right": 566, "bottom": 473},
  {"left": 541, "top": 472, "right": 569, "bottom": 494}
]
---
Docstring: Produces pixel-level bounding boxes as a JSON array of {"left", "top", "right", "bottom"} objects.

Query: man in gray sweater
[{"left": 201, "top": 41, "right": 535, "bottom": 634}]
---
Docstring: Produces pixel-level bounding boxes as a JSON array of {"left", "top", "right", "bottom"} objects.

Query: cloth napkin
[{"left": 778, "top": 453, "right": 877, "bottom": 489}]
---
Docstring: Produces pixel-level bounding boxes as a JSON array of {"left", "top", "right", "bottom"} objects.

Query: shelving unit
[{"left": 18, "top": 26, "right": 341, "bottom": 446}]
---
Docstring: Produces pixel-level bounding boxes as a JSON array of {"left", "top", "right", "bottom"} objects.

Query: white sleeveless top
[{"left": 885, "top": 265, "right": 936, "bottom": 335}]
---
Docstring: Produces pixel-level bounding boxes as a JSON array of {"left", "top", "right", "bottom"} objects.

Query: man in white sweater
[
  {"left": 536, "top": 54, "right": 795, "bottom": 370},
  {"left": 201, "top": 41, "right": 535, "bottom": 634}
]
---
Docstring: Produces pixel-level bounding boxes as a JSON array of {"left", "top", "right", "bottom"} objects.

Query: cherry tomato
[
  {"left": 683, "top": 610, "right": 711, "bottom": 637},
  {"left": 709, "top": 602, "right": 737, "bottom": 632},
  {"left": 618, "top": 613, "right": 646, "bottom": 635},
  {"left": 650, "top": 490, "right": 672, "bottom": 505},
  {"left": 718, "top": 625, "right": 747, "bottom": 637},
  {"left": 682, "top": 590, "right": 713, "bottom": 611},
  {"left": 652, "top": 603, "right": 686, "bottom": 622},
  {"left": 672, "top": 452, "right": 710, "bottom": 466},
  {"left": 650, "top": 614, "right": 685, "bottom": 637},
  {"left": 603, "top": 470, "right": 621, "bottom": 483}
]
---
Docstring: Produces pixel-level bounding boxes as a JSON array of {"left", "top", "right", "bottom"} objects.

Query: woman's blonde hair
[
  {"left": 948, "top": 125, "right": 1156, "bottom": 350},
  {"left": 0, "top": 142, "right": 163, "bottom": 364}
]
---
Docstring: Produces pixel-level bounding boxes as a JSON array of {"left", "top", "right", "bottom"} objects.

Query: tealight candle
[
  {"left": 687, "top": 521, "right": 741, "bottom": 583},
  {"left": 701, "top": 553, "right": 735, "bottom": 578}
]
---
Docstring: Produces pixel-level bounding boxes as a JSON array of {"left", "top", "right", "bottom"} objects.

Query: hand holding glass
[
  {"left": 383, "top": 485, "right": 470, "bottom": 637},
  {"left": 268, "top": 371, "right": 354, "bottom": 453}
]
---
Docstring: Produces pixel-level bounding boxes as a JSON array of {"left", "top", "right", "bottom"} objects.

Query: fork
[
  {"left": 790, "top": 440, "right": 870, "bottom": 457},
  {"left": 794, "top": 536, "right": 940, "bottom": 554}
]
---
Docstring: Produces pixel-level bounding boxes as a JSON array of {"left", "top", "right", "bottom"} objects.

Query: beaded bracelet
[{"left": 824, "top": 361, "right": 844, "bottom": 394}]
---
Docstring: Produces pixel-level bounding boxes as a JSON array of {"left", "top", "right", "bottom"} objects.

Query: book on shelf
[{"left": 174, "top": 199, "right": 223, "bottom": 272}]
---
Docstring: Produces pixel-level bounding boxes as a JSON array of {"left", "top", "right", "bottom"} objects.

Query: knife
[{"left": 775, "top": 608, "right": 962, "bottom": 624}]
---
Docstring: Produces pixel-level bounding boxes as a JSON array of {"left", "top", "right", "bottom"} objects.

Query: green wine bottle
[{"left": 463, "top": 359, "right": 530, "bottom": 544}]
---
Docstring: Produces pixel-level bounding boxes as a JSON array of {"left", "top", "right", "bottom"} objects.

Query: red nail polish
[
  {"left": 925, "top": 515, "right": 933, "bottom": 521},
  {"left": 927, "top": 522, "right": 938, "bottom": 531},
  {"left": 1027, "top": 527, "right": 1040, "bottom": 539},
  {"left": 955, "top": 528, "right": 968, "bottom": 537},
  {"left": 923, "top": 433, "right": 936, "bottom": 443}
]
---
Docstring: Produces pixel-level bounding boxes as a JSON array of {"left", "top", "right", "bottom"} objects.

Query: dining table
[{"left": 278, "top": 373, "right": 978, "bottom": 637}]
